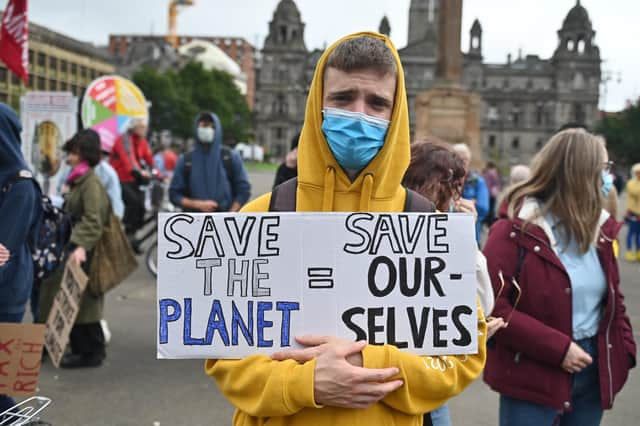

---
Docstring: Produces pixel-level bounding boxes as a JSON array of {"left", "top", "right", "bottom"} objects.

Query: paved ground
[{"left": 25, "top": 172, "right": 640, "bottom": 425}]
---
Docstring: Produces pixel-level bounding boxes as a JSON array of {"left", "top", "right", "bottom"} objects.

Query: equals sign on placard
[{"left": 308, "top": 267, "right": 334, "bottom": 289}]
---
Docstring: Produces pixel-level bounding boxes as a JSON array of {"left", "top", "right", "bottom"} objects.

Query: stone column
[{"left": 436, "top": 0, "right": 463, "bottom": 84}]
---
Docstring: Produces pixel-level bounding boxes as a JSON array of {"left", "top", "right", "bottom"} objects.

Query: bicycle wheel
[{"left": 145, "top": 241, "right": 158, "bottom": 278}]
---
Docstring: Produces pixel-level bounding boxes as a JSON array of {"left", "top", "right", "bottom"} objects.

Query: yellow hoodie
[
  {"left": 205, "top": 32, "right": 487, "bottom": 426},
  {"left": 627, "top": 178, "right": 640, "bottom": 215}
]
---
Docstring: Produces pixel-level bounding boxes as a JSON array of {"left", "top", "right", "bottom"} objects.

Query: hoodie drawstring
[
  {"left": 321, "top": 168, "right": 374, "bottom": 211},
  {"left": 322, "top": 167, "right": 336, "bottom": 211},
  {"left": 360, "top": 173, "right": 374, "bottom": 211}
]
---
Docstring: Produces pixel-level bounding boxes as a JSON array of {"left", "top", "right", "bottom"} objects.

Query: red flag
[{"left": 0, "top": 0, "right": 28, "bottom": 84}]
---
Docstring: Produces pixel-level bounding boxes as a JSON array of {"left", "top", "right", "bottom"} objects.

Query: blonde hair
[
  {"left": 632, "top": 163, "right": 640, "bottom": 176},
  {"left": 505, "top": 129, "right": 604, "bottom": 253}
]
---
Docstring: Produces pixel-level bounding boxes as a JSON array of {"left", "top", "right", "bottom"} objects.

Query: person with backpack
[
  {"left": 38, "top": 129, "right": 111, "bottom": 368},
  {"left": 483, "top": 129, "right": 636, "bottom": 426},
  {"left": 204, "top": 33, "right": 487, "bottom": 426},
  {"left": 169, "top": 112, "right": 250, "bottom": 212},
  {"left": 0, "top": 102, "right": 43, "bottom": 413}
]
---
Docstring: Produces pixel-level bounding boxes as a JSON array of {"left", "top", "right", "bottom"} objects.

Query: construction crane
[{"left": 166, "top": 0, "right": 194, "bottom": 49}]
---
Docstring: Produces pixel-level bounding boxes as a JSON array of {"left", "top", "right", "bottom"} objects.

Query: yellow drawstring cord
[
  {"left": 322, "top": 167, "right": 336, "bottom": 211},
  {"left": 360, "top": 173, "right": 374, "bottom": 211}
]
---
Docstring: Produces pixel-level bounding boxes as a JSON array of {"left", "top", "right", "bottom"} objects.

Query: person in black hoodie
[
  {"left": 272, "top": 132, "right": 300, "bottom": 188},
  {"left": 0, "top": 103, "right": 42, "bottom": 413}
]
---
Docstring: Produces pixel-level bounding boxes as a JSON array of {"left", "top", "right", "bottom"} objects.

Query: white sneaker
[{"left": 100, "top": 319, "right": 112, "bottom": 345}]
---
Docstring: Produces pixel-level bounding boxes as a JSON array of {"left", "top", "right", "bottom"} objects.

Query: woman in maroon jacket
[{"left": 483, "top": 128, "right": 636, "bottom": 426}]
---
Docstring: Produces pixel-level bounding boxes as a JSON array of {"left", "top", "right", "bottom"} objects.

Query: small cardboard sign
[
  {"left": 0, "top": 323, "right": 45, "bottom": 397},
  {"left": 44, "top": 260, "right": 88, "bottom": 367}
]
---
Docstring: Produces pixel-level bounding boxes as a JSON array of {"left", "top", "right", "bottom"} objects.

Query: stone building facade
[{"left": 254, "top": 0, "right": 601, "bottom": 164}]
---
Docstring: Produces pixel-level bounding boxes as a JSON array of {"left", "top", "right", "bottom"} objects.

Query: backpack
[
  {"left": 1, "top": 171, "right": 72, "bottom": 282},
  {"left": 268, "top": 177, "right": 436, "bottom": 212},
  {"left": 182, "top": 145, "right": 234, "bottom": 198}
]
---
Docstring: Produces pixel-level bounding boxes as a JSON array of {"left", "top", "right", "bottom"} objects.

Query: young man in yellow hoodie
[{"left": 205, "top": 32, "right": 487, "bottom": 426}]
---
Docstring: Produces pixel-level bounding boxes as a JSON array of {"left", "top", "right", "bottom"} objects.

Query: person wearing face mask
[
  {"left": 204, "top": 33, "right": 487, "bottom": 426},
  {"left": 483, "top": 128, "right": 636, "bottom": 426},
  {"left": 169, "top": 112, "right": 250, "bottom": 213}
]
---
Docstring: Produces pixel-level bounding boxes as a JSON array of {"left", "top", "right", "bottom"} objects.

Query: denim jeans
[
  {"left": 0, "top": 311, "right": 24, "bottom": 414},
  {"left": 430, "top": 403, "right": 452, "bottom": 426},
  {"left": 499, "top": 337, "right": 603, "bottom": 426}
]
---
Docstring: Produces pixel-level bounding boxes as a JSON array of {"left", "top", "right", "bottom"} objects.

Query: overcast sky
[{"left": 28, "top": 0, "right": 639, "bottom": 111}]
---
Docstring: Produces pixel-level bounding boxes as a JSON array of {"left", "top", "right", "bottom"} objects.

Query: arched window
[
  {"left": 471, "top": 36, "right": 479, "bottom": 49},
  {"left": 573, "top": 103, "right": 585, "bottom": 123},
  {"left": 535, "top": 103, "right": 544, "bottom": 126},
  {"left": 577, "top": 38, "right": 585, "bottom": 54},
  {"left": 488, "top": 135, "right": 496, "bottom": 148},
  {"left": 511, "top": 138, "right": 520, "bottom": 149},
  {"left": 567, "top": 39, "right": 575, "bottom": 51}
]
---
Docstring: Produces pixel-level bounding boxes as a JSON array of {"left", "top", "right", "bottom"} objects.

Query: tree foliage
[
  {"left": 596, "top": 99, "right": 640, "bottom": 168},
  {"left": 132, "top": 62, "right": 251, "bottom": 143}
]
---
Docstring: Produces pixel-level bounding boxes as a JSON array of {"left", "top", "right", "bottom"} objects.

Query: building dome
[
  {"left": 274, "top": 0, "right": 301, "bottom": 22},
  {"left": 178, "top": 40, "right": 247, "bottom": 94},
  {"left": 562, "top": 1, "right": 592, "bottom": 31}
]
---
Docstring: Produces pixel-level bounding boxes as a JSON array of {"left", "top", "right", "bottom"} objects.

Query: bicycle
[
  {"left": 0, "top": 396, "right": 51, "bottom": 426},
  {"left": 142, "top": 177, "right": 176, "bottom": 278}
]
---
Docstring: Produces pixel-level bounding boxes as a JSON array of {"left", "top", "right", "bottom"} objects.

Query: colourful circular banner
[{"left": 81, "top": 75, "right": 149, "bottom": 152}]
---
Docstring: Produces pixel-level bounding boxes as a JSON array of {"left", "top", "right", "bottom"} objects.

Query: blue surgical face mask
[
  {"left": 601, "top": 170, "right": 614, "bottom": 197},
  {"left": 321, "top": 107, "right": 389, "bottom": 170}
]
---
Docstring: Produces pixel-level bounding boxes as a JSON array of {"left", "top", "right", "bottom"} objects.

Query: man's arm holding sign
[
  {"left": 206, "top": 345, "right": 403, "bottom": 415},
  {"left": 272, "top": 305, "right": 487, "bottom": 415}
]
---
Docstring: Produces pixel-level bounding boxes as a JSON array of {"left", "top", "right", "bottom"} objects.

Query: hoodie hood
[
  {"left": 296, "top": 32, "right": 410, "bottom": 212},
  {"left": 187, "top": 111, "right": 234, "bottom": 209},
  {"left": 0, "top": 103, "right": 29, "bottom": 185},
  {"left": 194, "top": 111, "right": 223, "bottom": 148}
]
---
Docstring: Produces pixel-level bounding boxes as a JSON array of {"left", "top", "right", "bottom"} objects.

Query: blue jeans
[
  {"left": 499, "top": 337, "right": 603, "bottom": 426},
  {"left": 627, "top": 219, "right": 640, "bottom": 251},
  {"left": 430, "top": 403, "right": 452, "bottom": 426},
  {"left": 0, "top": 311, "right": 24, "bottom": 414}
]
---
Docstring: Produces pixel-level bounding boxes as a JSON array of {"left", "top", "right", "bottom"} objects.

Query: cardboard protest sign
[
  {"left": 157, "top": 213, "right": 478, "bottom": 359},
  {"left": 44, "top": 260, "right": 88, "bottom": 367},
  {"left": 0, "top": 323, "right": 45, "bottom": 397}
]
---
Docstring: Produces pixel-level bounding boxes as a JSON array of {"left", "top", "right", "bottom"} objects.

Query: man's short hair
[
  {"left": 325, "top": 36, "right": 397, "bottom": 77},
  {"left": 197, "top": 112, "right": 214, "bottom": 125}
]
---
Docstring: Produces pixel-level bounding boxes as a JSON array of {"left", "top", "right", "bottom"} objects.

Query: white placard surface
[{"left": 157, "top": 212, "right": 478, "bottom": 359}]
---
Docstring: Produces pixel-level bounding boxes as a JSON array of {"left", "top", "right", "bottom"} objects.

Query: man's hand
[
  {"left": 0, "top": 243, "right": 9, "bottom": 266},
  {"left": 196, "top": 200, "right": 218, "bottom": 212},
  {"left": 272, "top": 335, "right": 404, "bottom": 409},
  {"left": 561, "top": 341, "right": 593, "bottom": 373},
  {"left": 70, "top": 246, "right": 87, "bottom": 265}
]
